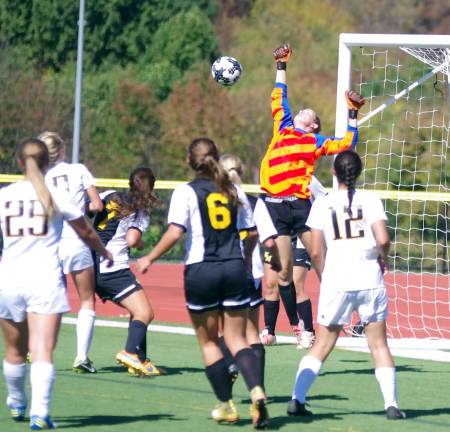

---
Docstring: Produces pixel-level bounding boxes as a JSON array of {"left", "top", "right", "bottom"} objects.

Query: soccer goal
[{"left": 335, "top": 34, "right": 450, "bottom": 343}]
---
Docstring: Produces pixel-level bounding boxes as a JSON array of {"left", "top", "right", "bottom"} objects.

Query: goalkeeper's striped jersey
[{"left": 260, "top": 83, "right": 358, "bottom": 199}]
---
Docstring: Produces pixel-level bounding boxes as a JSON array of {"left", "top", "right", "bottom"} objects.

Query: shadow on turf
[
  {"left": 241, "top": 394, "right": 348, "bottom": 405},
  {"left": 320, "top": 364, "right": 421, "bottom": 376},
  {"left": 56, "top": 413, "right": 180, "bottom": 428}
]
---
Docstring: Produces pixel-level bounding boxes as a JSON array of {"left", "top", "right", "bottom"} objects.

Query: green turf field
[{"left": 1, "top": 321, "right": 449, "bottom": 431}]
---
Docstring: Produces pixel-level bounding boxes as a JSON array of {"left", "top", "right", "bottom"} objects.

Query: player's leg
[
  {"left": 247, "top": 304, "right": 266, "bottom": 390},
  {"left": 71, "top": 265, "right": 97, "bottom": 373},
  {"left": 293, "top": 246, "right": 315, "bottom": 349},
  {"left": 261, "top": 262, "right": 280, "bottom": 345},
  {"left": 190, "top": 309, "right": 238, "bottom": 423},
  {"left": 288, "top": 323, "right": 340, "bottom": 416},
  {"left": 27, "top": 312, "right": 62, "bottom": 429},
  {"left": 0, "top": 318, "right": 28, "bottom": 421}
]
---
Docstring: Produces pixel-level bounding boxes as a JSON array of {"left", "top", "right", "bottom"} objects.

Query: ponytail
[{"left": 17, "top": 138, "right": 56, "bottom": 219}]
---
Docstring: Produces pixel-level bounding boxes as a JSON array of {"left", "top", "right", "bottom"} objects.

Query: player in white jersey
[
  {"left": 138, "top": 138, "right": 275, "bottom": 429},
  {"left": 261, "top": 175, "right": 328, "bottom": 348},
  {"left": 93, "top": 167, "right": 163, "bottom": 378},
  {"left": 219, "top": 154, "right": 280, "bottom": 389},
  {"left": 39, "top": 131, "right": 103, "bottom": 374},
  {"left": 0, "top": 138, "right": 112, "bottom": 430},
  {"left": 287, "top": 151, "right": 405, "bottom": 420}
]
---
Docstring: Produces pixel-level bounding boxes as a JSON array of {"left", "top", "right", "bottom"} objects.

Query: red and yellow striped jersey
[{"left": 260, "top": 83, "right": 358, "bottom": 199}]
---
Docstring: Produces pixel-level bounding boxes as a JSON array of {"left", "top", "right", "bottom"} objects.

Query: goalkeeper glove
[
  {"left": 273, "top": 44, "right": 292, "bottom": 70},
  {"left": 345, "top": 90, "right": 365, "bottom": 119}
]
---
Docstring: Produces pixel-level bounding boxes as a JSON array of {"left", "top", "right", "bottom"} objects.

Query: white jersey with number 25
[{"left": 306, "top": 189, "right": 387, "bottom": 292}]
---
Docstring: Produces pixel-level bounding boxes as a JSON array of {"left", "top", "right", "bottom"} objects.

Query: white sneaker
[
  {"left": 298, "top": 330, "right": 315, "bottom": 349},
  {"left": 260, "top": 328, "right": 277, "bottom": 346}
]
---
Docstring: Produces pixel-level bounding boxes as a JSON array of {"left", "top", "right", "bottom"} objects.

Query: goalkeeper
[{"left": 260, "top": 44, "right": 365, "bottom": 339}]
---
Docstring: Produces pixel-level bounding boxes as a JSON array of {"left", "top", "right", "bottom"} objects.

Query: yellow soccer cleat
[
  {"left": 211, "top": 400, "right": 239, "bottom": 423},
  {"left": 115, "top": 350, "right": 142, "bottom": 370},
  {"left": 250, "top": 386, "right": 269, "bottom": 430}
]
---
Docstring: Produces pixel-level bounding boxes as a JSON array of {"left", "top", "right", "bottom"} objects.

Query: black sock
[
  {"left": 296, "top": 299, "right": 313, "bottom": 331},
  {"left": 125, "top": 320, "right": 147, "bottom": 361},
  {"left": 235, "top": 348, "right": 260, "bottom": 391},
  {"left": 251, "top": 343, "right": 265, "bottom": 390},
  {"left": 264, "top": 299, "right": 280, "bottom": 335},
  {"left": 205, "top": 358, "right": 232, "bottom": 402},
  {"left": 218, "top": 336, "right": 235, "bottom": 370},
  {"left": 279, "top": 282, "right": 299, "bottom": 326}
]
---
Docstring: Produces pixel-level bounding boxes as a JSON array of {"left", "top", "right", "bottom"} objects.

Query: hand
[
  {"left": 104, "top": 250, "right": 114, "bottom": 268},
  {"left": 377, "top": 255, "right": 389, "bottom": 275},
  {"left": 345, "top": 90, "right": 365, "bottom": 110},
  {"left": 273, "top": 44, "right": 292, "bottom": 63},
  {"left": 137, "top": 256, "right": 152, "bottom": 274}
]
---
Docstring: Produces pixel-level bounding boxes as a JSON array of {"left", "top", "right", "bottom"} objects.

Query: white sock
[
  {"left": 293, "top": 354, "right": 322, "bottom": 404},
  {"left": 76, "top": 309, "right": 96, "bottom": 361},
  {"left": 30, "top": 361, "right": 54, "bottom": 418},
  {"left": 375, "top": 367, "right": 398, "bottom": 409},
  {"left": 3, "top": 360, "right": 27, "bottom": 407}
]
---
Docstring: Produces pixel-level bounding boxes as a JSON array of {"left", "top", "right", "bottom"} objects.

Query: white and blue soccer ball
[{"left": 211, "top": 56, "right": 242, "bottom": 86}]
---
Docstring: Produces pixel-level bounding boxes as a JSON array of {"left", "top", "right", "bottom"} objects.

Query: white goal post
[{"left": 334, "top": 34, "right": 450, "bottom": 343}]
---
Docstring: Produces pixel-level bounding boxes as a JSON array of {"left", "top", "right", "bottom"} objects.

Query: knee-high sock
[
  {"left": 251, "top": 343, "right": 266, "bottom": 390},
  {"left": 218, "top": 336, "right": 235, "bottom": 370},
  {"left": 234, "top": 348, "right": 260, "bottom": 391},
  {"left": 30, "top": 362, "right": 54, "bottom": 418},
  {"left": 375, "top": 367, "right": 398, "bottom": 409},
  {"left": 279, "top": 282, "right": 299, "bottom": 326},
  {"left": 296, "top": 299, "right": 313, "bottom": 331},
  {"left": 125, "top": 320, "right": 147, "bottom": 361},
  {"left": 205, "top": 358, "right": 232, "bottom": 402},
  {"left": 293, "top": 354, "right": 322, "bottom": 403},
  {"left": 3, "top": 360, "right": 26, "bottom": 407},
  {"left": 263, "top": 299, "right": 280, "bottom": 335},
  {"left": 76, "top": 309, "right": 96, "bottom": 360}
]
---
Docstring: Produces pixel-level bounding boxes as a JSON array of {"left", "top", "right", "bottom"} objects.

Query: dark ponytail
[
  {"left": 188, "top": 137, "right": 239, "bottom": 206},
  {"left": 334, "top": 151, "right": 362, "bottom": 217}
]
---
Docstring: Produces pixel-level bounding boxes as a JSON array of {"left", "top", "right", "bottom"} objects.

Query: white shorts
[
  {"left": 59, "top": 240, "right": 93, "bottom": 274},
  {"left": 0, "top": 278, "right": 70, "bottom": 323},
  {"left": 317, "top": 287, "right": 388, "bottom": 327}
]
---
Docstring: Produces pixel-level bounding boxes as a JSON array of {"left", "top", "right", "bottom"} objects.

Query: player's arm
[
  {"left": 371, "top": 219, "right": 390, "bottom": 275},
  {"left": 314, "top": 90, "right": 365, "bottom": 156},
  {"left": 241, "top": 228, "right": 258, "bottom": 271},
  {"left": 309, "top": 228, "right": 325, "bottom": 281},
  {"left": 86, "top": 185, "right": 103, "bottom": 213},
  {"left": 271, "top": 44, "right": 293, "bottom": 133},
  {"left": 126, "top": 228, "right": 144, "bottom": 250},
  {"left": 137, "top": 224, "right": 184, "bottom": 273},
  {"left": 69, "top": 216, "right": 113, "bottom": 266}
]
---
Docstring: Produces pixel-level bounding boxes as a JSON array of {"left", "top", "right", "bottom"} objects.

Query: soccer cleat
[
  {"left": 250, "top": 386, "right": 269, "bottom": 429},
  {"left": 299, "top": 330, "right": 316, "bottom": 349},
  {"left": 140, "top": 359, "right": 163, "bottom": 377},
  {"left": 9, "top": 404, "right": 26, "bottom": 421},
  {"left": 72, "top": 357, "right": 97, "bottom": 374},
  {"left": 115, "top": 350, "right": 142, "bottom": 370},
  {"left": 260, "top": 328, "right": 277, "bottom": 346},
  {"left": 287, "top": 398, "right": 313, "bottom": 416},
  {"left": 211, "top": 399, "right": 239, "bottom": 423},
  {"left": 386, "top": 406, "right": 406, "bottom": 420},
  {"left": 30, "top": 415, "right": 57, "bottom": 430}
]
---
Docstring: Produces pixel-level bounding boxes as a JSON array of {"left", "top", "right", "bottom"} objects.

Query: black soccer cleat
[
  {"left": 287, "top": 399, "right": 313, "bottom": 417},
  {"left": 386, "top": 406, "right": 406, "bottom": 420}
]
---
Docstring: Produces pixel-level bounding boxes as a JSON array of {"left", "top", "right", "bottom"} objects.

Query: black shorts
[
  {"left": 184, "top": 259, "right": 250, "bottom": 313},
  {"left": 248, "top": 274, "right": 263, "bottom": 309},
  {"left": 264, "top": 197, "right": 311, "bottom": 236},
  {"left": 293, "top": 247, "right": 311, "bottom": 270},
  {"left": 95, "top": 268, "right": 142, "bottom": 304}
]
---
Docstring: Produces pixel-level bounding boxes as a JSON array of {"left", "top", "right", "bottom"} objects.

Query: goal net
[{"left": 335, "top": 34, "right": 450, "bottom": 340}]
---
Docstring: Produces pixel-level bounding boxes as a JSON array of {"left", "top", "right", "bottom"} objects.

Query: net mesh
[
  {"left": 347, "top": 46, "right": 450, "bottom": 339},
  {"left": 400, "top": 47, "right": 450, "bottom": 78}
]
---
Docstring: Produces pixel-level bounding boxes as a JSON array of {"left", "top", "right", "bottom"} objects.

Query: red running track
[{"left": 66, "top": 263, "right": 450, "bottom": 339}]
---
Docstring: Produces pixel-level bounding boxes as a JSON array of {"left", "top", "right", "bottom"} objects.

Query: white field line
[{"left": 62, "top": 317, "right": 450, "bottom": 362}]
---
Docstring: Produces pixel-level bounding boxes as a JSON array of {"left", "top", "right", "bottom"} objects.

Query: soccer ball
[{"left": 211, "top": 56, "right": 242, "bottom": 86}]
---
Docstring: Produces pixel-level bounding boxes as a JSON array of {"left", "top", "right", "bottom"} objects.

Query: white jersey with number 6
[{"left": 306, "top": 189, "right": 387, "bottom": 292}]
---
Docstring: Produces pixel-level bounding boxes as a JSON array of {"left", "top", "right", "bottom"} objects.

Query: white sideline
[{"left": 62, "top": 317, "right": 450, "bottom": 363}]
